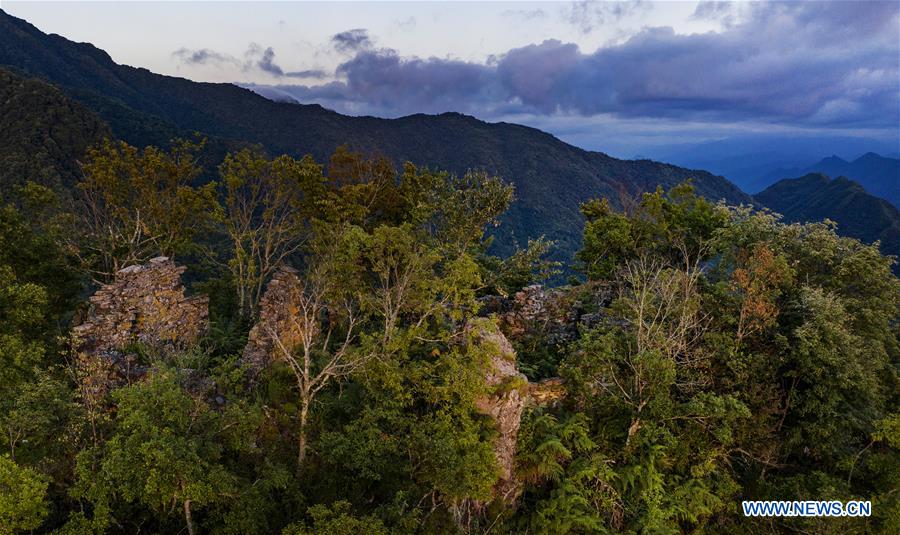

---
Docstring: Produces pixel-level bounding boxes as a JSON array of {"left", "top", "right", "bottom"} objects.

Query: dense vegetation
[
  {"left": 0, "top": 68, "right": 109, "bottom": 196},
  {"left": 0, "top": 9, "right": 749, "bottom": 264},
  {"left": 0, "top": 129, "right": 897, "bottom": 534},
  {"left": 755, "top": 173, "right": 900, "bottom": 269}
]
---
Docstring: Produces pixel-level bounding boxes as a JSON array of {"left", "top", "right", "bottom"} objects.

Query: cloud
[
  {"left": 241, "top": 44, "right": 323, "bottom": 79},
  {"left": 245, "top": 84, "right": 300, "bottom": 104},
  {"left": 562, "top": 0, "right": 647, "bottom": 35},
  {"left": 244, "top": 43, "right": 285, "bottom": 76},
  {"left": 691, "top": 1, "right": 738, "bottom": 26},
  {"left": 172, "top": 47, "right": 238, "bottom": 66},
  {"left": 284, "top": 69, "right": 329, "bottom": 79},
  {"left": 394, "top": 17, "right": 416, "bottom": 30},
  {"left": 256, "top": 1, "right": 899, "bottom": 130},
  {"left": 331, "top": 29, "right": 372, "bottom": 54},
  {"left": 503, "top": 8, "right": 547, "bottom": 21}
]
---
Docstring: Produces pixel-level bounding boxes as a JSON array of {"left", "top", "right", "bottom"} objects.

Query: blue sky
[{"left": 6, "top": 1, "right": 900, "bottom": 158}]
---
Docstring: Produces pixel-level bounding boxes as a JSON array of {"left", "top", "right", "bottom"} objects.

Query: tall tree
[
  {"left": 69, "top": 139, "right": 216, "bottom": 282},
  {"left": 267, "top": 224, "right": 366, "bottom": 466},
  {"left": 217, "top": 149, "right": 328, "bottom": 317}
]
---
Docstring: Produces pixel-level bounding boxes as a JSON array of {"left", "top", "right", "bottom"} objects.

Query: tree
[
  {"left": 0, "top": 454, "right": 49, "bottom": 534},
  {"left": 577, "top": 183, "right": 728, "bottom": 281},
  {"left": 282, "top": 501, "right": 387, "bottom": 535},
  {"left": 267, "top": 225, "right": 366, "bottom": 466},
  {"left": 69, "top": 138, "right": 217, "bottom": 282},
  {"left": 478, "top": 237, "right": 560, "bottom": 297},
  {"left": 217, "top": 149, "right": 328, "bottom": 317},
  {"left": 72, "top": 369, "right": 249, "bottom": 535}
]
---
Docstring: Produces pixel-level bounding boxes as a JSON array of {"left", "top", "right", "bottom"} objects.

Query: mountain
[
  {"left": 760, "top": 153, "right": 898, "bottom": 208},
  {"left": 0, "top": 9, "right": 750, "bottom": 264},
  {"left": 0, "top": 68, "right": 109, "bottom": 198},
  {"left": 755, "top": 173, "right": 900, "bottom": 264},
  {"left": 650, "top": 135, "right": 898, "bottom": 195}
]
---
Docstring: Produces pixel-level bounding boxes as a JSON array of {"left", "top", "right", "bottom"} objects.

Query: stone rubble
[
  {"left": 241, "top": 265, "right": 305, "bottom": 374},
  {"left": 479, "top": 283, "right": 612, "bottom": 347},
  {"left": 71, "top": 257, "right": 209, "bottom": 396},
  {"left": 73, "top": 256, "right": 208, "bottom": 355}
]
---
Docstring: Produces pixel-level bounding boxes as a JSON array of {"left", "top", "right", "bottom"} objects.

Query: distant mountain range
[
  {"left": 650, "top": 134, "right": 898, "bottom": 195},
  {"left": 755, "top": 174, "right": 899, "bottom": 265},
  {"left": 0, "top": 9, "right": 749, "bottom": 265},
  {"left": 758, "top": 153, "right": 899, "bottom": 207},
  {"left": 1, "top": 9, "right": 896, "bottom": 274}
]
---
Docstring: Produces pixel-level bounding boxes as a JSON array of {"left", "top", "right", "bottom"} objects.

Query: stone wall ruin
[{"left": 72, "top": 256, "right": 208, "bottom": 355}]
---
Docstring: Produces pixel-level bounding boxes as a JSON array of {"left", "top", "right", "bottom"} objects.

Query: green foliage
[
  {"left": 0, "top": 68, "right": 109, "bottom": 199},
  {"left": 71, "top": 368, "right": 255, "bottom": 533},
  {"left": 0, "top": 454, "right": 49, "bottom": 534},
  {"left": 755, "top": 174, "right": 900, "bottom": 271},
  {"left": 0, "top": 190, "right": 82, "bottom": 323},
  {"left": 0, "top": 122, "right": 896, "bottom": 535},
  {"left": 554, "top": 184, "right": 900, "bottom": 532},
  {"left": 217, "top": 148, "right": 328, "bottom": 316},
  {"left": 479, "top": 236, "right": 561, "bottom": 297},
  {"left": 282, "top": 501, "right": 387, "bottom": 535},
  {"left": 577, "top": 182, "right": 729, "bottom": 280},
  {"left": 68, "top": 138, "right": 218, "bottom": 281}
]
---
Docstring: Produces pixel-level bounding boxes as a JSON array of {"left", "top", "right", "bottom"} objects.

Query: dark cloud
[
  {"left": 331, "top": 29, "right": 372, "bottom": 54},
  {"left": 258, "top": 2, "right": 899, "bottom": 130},
  {"left": 245, "top": 44, "right": 284, "bottom": 76},
  {"left": 284, "top": 69, "right": 328, "bottom": 79},
  {"left": 242, "top": 44, "right": 320, "bottom": 78},
  {"left": 172, "top": 47, "right": 237, "bottom": 66}
]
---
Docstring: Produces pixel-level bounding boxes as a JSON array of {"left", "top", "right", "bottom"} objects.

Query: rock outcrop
[
  {"left": 528, "top": 378, "right": 567, "bottom": 407},
  {"left": 73, "top": 257, "right": 208, "bottom": 354},
  {"left": 241, "top": 266, "right": 304, "bottom": 374},
  {"left": 466, "top": 319, "right": 529, "bottom": 503},
  {"left": 72, "top": 257, "right": 208, "bottom": 400},
  {"left": 480, "top": 283, "right": 612, "bottom": 347}
]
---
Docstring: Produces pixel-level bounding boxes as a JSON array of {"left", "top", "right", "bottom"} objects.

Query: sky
[{"left": 5, "top": 1, "right": 900, "bottom": 158}]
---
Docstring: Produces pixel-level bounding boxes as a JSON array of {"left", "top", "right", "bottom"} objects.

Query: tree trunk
[
  {"left": 297, "top": 401, "right": 309, "bottom": 468},
  {"left": 183, "top": 499, "right": 195, "bottom": 535}
]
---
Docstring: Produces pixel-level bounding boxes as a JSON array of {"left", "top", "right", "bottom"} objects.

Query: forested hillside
[
  {"left": 1, "top": 7, "right": 898, "bottom": 535},
  {"left": 759, "top": 153, "right": 900, "bottom": 207},
  {"left": 756, "top": 173, "right": 900, "bottom": 266},
  {"left": 0, "top": 9, "right": 749, "bottom": 262},
  {"left": 0, "top": 68, "right": 109, "bottom": 197},
  {"left": 0, "top": 133, "right": 897, "bottom": 533}
]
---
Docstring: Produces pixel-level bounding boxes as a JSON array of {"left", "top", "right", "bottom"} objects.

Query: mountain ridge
[
  {"left": 754, "top": 173, "right": 900, "bottom": 266},
  {"left": 758, "top": 153, "right": 899, "bottom": 206},
  {"left": 0, "top": 8, "right": 750, "bottom": 263}
]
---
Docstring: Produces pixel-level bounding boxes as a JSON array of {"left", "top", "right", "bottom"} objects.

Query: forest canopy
[{"left": 0, "top": 138, "right": 897, "bottom": 534}]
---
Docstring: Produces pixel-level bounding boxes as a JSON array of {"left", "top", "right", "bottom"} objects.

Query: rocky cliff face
[
  {"left": 478, "top": 283, "right": 615, "bottom": 414},
  {"left": 465, "top": 319, "right": 529, "bottom": 503},
  {"left": 241, "top": 265, "right": 304, "bottom": 374}
]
